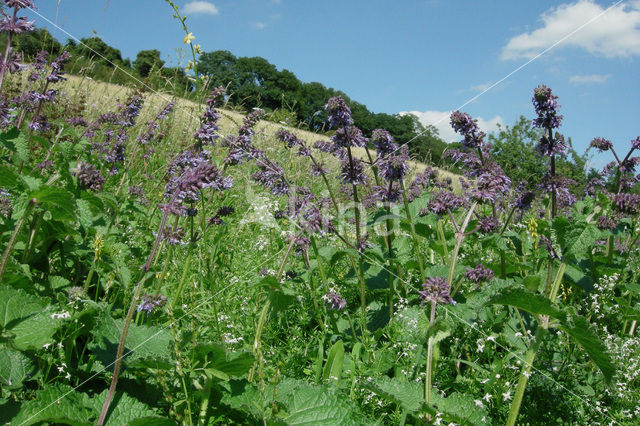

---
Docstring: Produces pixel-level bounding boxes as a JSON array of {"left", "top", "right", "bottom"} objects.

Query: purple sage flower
[
  {"left": 532, "top": 85, "right": 563, "bottom": 130},
  {"left": 589, "top": 137, "right": 613, "bottom": 153},
  {"left": 76, "top": 162, "right": 105, "bottom": 192},
  {"left": 325, "top": 96, "right": 353, "bottom": 129},
  {"left": 419, "top": 277, "right": 455, "bottom": 305},
  {"left": 465, "top": 264, "right": 495, "bottom": 284}
]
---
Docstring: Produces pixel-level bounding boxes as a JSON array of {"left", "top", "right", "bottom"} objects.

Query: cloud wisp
[
  {"left": 182, "top": 1, "right": 219, "bottom": 16},
  {"left": 569, "top": 73, "right": 611, "bottom": 84},
  {"left": 501, "top": 0, "right": 640, "bottom": 60},
  {"left": 401, "top": 110, "right": 503, "bottom": 143}
]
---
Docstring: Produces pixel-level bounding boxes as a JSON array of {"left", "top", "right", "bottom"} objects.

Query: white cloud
[
  {"left": 470, "top": 83, "right": 492, "bottom": 92},
  {"left": 501, "top": 0, "right": 640, "bottom": 60},
  {"left": 254, "top": 22, "right": 267, "bottom": 30},
  {"left": 569, "top": 73, "right": 611, "bottom": 83},
  {"left": 182, "top": 1, "right": 219, "bottom": 16},
  {"left": 402, "top": 110, "right": 503, "bottom": 143}
]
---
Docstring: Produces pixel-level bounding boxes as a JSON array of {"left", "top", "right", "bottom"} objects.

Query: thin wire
[{"left": 405, "top": 0, "right": 625, "bottom": 144}]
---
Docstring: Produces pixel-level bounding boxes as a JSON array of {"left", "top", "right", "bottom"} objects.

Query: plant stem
[
  {"left": 0, "top": 198, "right": 36, "bottom": 285},
  {"left": 169, "top": 245, "right": 194, "bottom": 310},
  {"left": 425, "top": 300, "right": 436, "bottom": 409},
  {"left": 506, "top": 326, "right": 545, "bottom": 426},
  {"left": 400, "top": 180, "right": 425, "bottom": 282},
  {"left": 97, "top": 273, "right": 150, "bottom": 425}
]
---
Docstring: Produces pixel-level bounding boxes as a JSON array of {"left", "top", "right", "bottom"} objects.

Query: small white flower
[
  {"left": 486, "top": 335, "right": 496, "bottom": 342},
  {"left": 523, "top": 370, "right": 531, "bottom": 378},
  {"left": 474, "top": 399, "right": 484, "bottom": 407},
  {"left": 43, "top": 343, "right": 51, "bottom": 349},
  {"left": 495, "top": 374, "right": 500, "bottom": 378},
  {"left": 482, "top": 393, "right": 492, "bottom": 402},
  {"left": 480, "top": 378, "right": 490, "bottom": 384},
  {"left": 502, "top": 391, "right": 511, "bottom": 401}
]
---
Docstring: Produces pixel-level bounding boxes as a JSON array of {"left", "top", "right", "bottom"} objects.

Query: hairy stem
[{"left": 0, "top": 198, "right": 36, "bottom": 285}]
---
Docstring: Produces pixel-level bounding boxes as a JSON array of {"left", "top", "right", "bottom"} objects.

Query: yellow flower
[
  {"left": 183, "top": 32, "right": 195, "bottom": 44},
  {"left": 194, "top": 44, "right": 202, "bottom": 54}
]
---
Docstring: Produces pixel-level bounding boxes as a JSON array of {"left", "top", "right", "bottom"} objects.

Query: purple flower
[
  {"left": 539, "top": 173, "right": 576, "bottom": 208},
  {"left": 419, "top": 277, "right": 454, "bottom": 305},
  {"left": 611, "top": 193, "right": 640, "bottom": 215},
  {"left": 596, "top": 215, "right": 617, "bottom": 231},
  {"left": 340, "top": 157, "right": 368, "bottom": 186},
  {"left": 589, "top": 137, "right": 613, "bottom": 153},
  {"left": 539, "top": 235, "right": 561, "bottom": 260},
  {"left": 632, "top": 137, "right": 640, "bottom": 151},
  {"left": 332, "top": 125, "right": 368, "bottom": 149},
  {"left": 427, "top": 191, "right": 466, "bottom": 215},
  {"left": 378, "top": 144, "right": 409, "bottom": 182},
  {"left": 276, "top": 129, "right": 303, "bottom": 148},
  {"left": 532, "top": 85, "right": 563, "bottom": 130},
  {"left": 468, "top": 163, "right": 511, "bottom": 203},
  {"left": 325, "top": 96, "right": 353, "bottom": 128},
  {"left": 156, "top": 102, "right": 175, "bottom": 120},
  {"left": 371, "top": 129, "right": 397, "bottom": 156},
  {"left": 216, "top": 206, "right": 235, "bottom": 217},
  {"left": 0, "top": 189, "right": 11, "bottom": 218},
  {"left": 117, "top": 94, "right": 144, "bottom": 127},
  {"left": 175, "top": 162, "right": 233, "bottom": 201},
  {"left": 76, "top": 162, "right": 105, "bottom": 192},
  {"left": 136, "top": 293, "right": 167, "bottom": 315},
  {"left": 515, "top": 190, "right": 536, "bottom": 211},
  {"left": 465, "top": 264, "right": 494, "bottom": 284},
  {"left": 323, "top": 291, "right": 347, "bottom": 310},
  {"left": 158, "top": 225, "right": 186, "bottom": 245},
  {"left": 536, "top": 132, "right": 568, "bottom": 157},
  {"left": 450, "top": 111, "right": 485, "bottom": 148},
  {"left": 67, "top": 116, "right": 87, "bottom": 127},
  {"left": 5, "top": 1, "right": 36, "bottom": 9},
  {"left": 252, "top": 164, "right": 289, "bottom": 195},
  {"left": 478, "top": 216, "right": 499, "bottom": 234},
  {"left": 0, "top": 15, "right": 34, "bottom": 34}
]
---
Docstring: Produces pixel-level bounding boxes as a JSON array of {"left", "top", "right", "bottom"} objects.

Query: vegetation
[{"left": 1, "top": 2, "right": 638, "bottom": 425}]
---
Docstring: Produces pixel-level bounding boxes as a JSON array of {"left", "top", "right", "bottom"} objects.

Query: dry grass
[{"left": 59, "top": 74, "right": 461, "bottom": 189}]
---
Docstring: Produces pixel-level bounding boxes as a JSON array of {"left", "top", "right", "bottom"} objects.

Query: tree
[
  {"left": 74, "top": 37, "right": 125, "bottom": 66},
  {"left": 133, "top": 49, "right": 164, "bottom": 77},
  {"left": 488, "top": 115, "right": 546, "bottom": 188}
]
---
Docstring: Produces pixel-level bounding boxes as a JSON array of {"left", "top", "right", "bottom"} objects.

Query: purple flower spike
[
  {"left": 632, "top": 137, "right": 640, "bottom": 151},
  {"left": 419, "top": 277, "right": 454, "bottom": 305},
  {"left": 465, "top": 264, "right": 494, "bottom": 284},
  {"left": 323, "top": 291, "right": 347, "bottom": 310},
  {"left": 532, "top": 85, "right": 563, "bottom": 130},
  {"left": 325, "top": 96, "right": 353, "bottom": 129},
  {"left": 136, "top": 293, "right": 167, "bottom": 315},
  {"left": 590, "top": 137, "right": 613, "bottom": 152}
]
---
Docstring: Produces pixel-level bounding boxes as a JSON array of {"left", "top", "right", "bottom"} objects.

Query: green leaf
[
  {"left": 0, "top": 347, "right": 35, "bottom": 389},
  {"left": 557, "top": 314, "right": 615, "bottom": 383},
  {"left": 0, "top": 129, "right": 29, "bottom": 163},
  {"left": 0, "top": 165, "right": 20, "bottom": 189},
  {"left": 322, "top": 340, "right": 344, "bottom": 384},
  {"left": 0, "top": 286, "right": 44, "bottom": 328},
  {"left": 85, "top": 390, "right": 157, "bottom": 425},
  {"left": 9, "top": 384, "right": 93, "bottom": 425},
  {"left": 364, "top": 376, "right": 423, "bottom": 412},
  {"left": 280, "top": 385, "right": 361, "bottom": 425},
  {"left": 126, "top": 417, "right": 176, "bottom": 426},
  {"left": 30, "top": 186, "right": 76, "bottom": 222},
  {"left": 89, "top": 314, "right": 172, "bottom": 370},
  {"left": 11, "top": 310, "right": 62, "bottom": 350},
  {"left": 487, "top": 287, "right": 566, "bottom": 321}
]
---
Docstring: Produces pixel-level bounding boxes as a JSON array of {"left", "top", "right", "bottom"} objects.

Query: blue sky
[{"left": 25, "top": 0, "right": 640, "bottom": 167}]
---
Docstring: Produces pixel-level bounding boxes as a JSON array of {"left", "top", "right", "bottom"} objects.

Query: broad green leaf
[
  {"left": 0, "top": 165, "right": 20, "bottom": 189},
  {"left": 85, "top": 390, "right": 157, "bottom": 425},
  {"left": 11, "top": 311, "right": 62, "bottom": 351},
  {"left": 0, "top": 287, "right": 44, "bottom": 328},
  {"left": 0, "top": 347, "right": 35, "bottom": 388},
  {"left": 280, "top": 384, "right": 361, "bottom": 425},
  {"left": 9, "top": 384, "right": 93, "bottom": 425},
  {"left": 557, "top": 314, "right": 615, "bottom": 383},
  {"left": 364, "top": 376, "right": 423, "bottom": 412},
  {"left": 487, "top": 288, "right": 566, "bottom": 321},
  {"left": 126, "top": 417, "right": 176, "bottom": 426},
  {"left": 322, "top": 340, "right": 344, "bottom": 384},
  {"left": 89, "top": 314, "right": 172, "bottom": 370},
  {"left": 30, "top": 186, "right": 76, "bottom": 222}
]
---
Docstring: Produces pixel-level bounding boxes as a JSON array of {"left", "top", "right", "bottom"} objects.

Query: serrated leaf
[
  {"left": 365, "top": 376, "right": 423, "bottom": 411},
  {"left": 322, "top": 340, "right": 344, "bottom": 384},
  {"left": 9, "top": 384, "right": 93, "bottom": 425},
  {"left": 11, "top": 310, "right": 62, "bottom": 350},
  {"left": 49, "top": 275, "right": 71, "bottom": 290},
  {"left": 280, "top": 385, "right": 361, "bottom": 425},
  {"left": 30, "top": 186, "right": 76, "bottom": 222},
  {"left": 0, "top": 347, "right": 35, "bottom": 388},
  {"left": 0, "top": 286, "right": 45, "bottom": 328},
  {"left": 89, "top": 314, "right": 172, "bottom": 370},
  {"left": 85, "top": 390, "right": 157, "bottom": 425},
  {"left": 487, "top": 287, "right": 565, "bottom": 321},
  {"left": 0, "top": 165, "right": 20, "bottom": 189},
  {"left": 76, "top": 198, "right": 93, "bottom": 228},
  {"left": 557, "top": 314, "right": 615, "bottom": 383}
]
